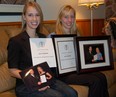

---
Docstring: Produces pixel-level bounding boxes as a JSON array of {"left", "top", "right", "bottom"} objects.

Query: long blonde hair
[
  {"left": 22, "top": 1, "right": 43, "bottom": 34},
  {"left": 56, "top": 5, "right": 79, "bottom": 35}
]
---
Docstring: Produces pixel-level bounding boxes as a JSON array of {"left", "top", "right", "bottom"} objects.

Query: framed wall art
[
  {"left": 0, "top": 0, "right": 36, "bottom": 15},
  {"left": 75, "top": 35, "right": 114, "bottom": 73}
]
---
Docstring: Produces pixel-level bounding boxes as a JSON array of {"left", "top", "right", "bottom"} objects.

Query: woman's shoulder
[{"left": 9, "top": 31, "right": 29, "bottom": 44}]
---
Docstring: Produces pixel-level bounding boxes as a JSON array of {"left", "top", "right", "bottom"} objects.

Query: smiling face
[
  {"left": 96, "top": 47, "right": 100, "bottom": 53},
  {"left": 23, "top": 6, "right": 40, "bottom": 31},
  {"left": 61, "top": 10, "right": 75, "bottom": 32},
  {"left": 89, "top": 46, "right": 92, "bottom": 52},
  {"left": 56, "top": 5, "right": 77, "bottom": 34}
]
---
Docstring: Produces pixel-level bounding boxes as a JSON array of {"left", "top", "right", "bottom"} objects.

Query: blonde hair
[
  {"left": 56, "top": 5, "right": 79, "bottom": 35},
  {"left": 22, "top": 1, "right": 43, "bottom": 34}
]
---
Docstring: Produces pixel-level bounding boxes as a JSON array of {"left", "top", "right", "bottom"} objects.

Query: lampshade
[{"left": 78, "top": 0, "right": 104, "bottom": 8}]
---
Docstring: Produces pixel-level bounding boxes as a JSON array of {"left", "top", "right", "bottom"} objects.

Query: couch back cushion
[
  {"left": 5, "top": 27, "right": 22, "bottom": 38},
  {"left": 41, "top": 26, "right": 50, "bottom": 36},
  {"left": 0, "top": 28, "right": 9, "bottom": 49},
  {"left": 0, "top": 62, "right": 16, "bottom": 93},
  {"left": 44, "top": 24, "right": 56, "bottom": 33},
  {"left": 101, "top": 62, "right": 116, "bottom": 88},
  {"left": 0, "top": 28, "right": 9, "bottom": 65},
  {"left": 0, "top": 47, "right": 7, "bottom": 65}
]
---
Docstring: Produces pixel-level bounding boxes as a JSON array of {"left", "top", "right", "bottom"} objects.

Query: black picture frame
[
  {"left": 0, "top": 0, "right": 36, "bottom": 16},
  {"left": 51, "top": 34, "right": 77, "bottom": 77},
  {"left": 75, "top": 35, "right": 114, "bottom": 74}
]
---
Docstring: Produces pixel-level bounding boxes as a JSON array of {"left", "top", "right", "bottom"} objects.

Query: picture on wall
[
  {"left": 75, "top": 35, "right": 114, "bottom": 73},
  {"left": 0, "top": 0, "right": 36, "bottom": 5},
  {"left": 0, "top": 0, "right": 27, "bottom": 5},
  {"left": 0, "top": 0, "right": 36, "bottom": 15}
]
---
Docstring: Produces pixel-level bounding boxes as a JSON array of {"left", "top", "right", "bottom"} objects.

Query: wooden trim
[
  {"left": 43, "top": 19, "right": 104, "bottom": 24},
  {"left": 0, "top": 20, "right": 55, "bottom": 26},
  {"left": 0, "top": 19, "right": 104, "bottom": 26},
  {"left": 0, "top": 19, "right": 105, "bottom": 36},
  {"left": 76, "top": 19, "right": 105, "bottom": 36},
  {"left": 0, "top": 22, "right": 21, "bottom": 26},
  {"left": 43, "top": 20, "right": 56, "bottom": 24},
  {"left": 76, "top": 19, "right": 104, "bottom": 22}
]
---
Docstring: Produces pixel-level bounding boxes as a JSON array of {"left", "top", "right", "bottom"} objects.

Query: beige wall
[
  {"left": 0, "top": 0, "right": 105, "bottom": 22},
  {"left": 37, "top": 0, "right": 105, "bottom": 20}
]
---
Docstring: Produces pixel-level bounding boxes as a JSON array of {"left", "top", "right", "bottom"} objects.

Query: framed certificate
[
  {"left": 51, "top": 34, "right": 77, "bottom": 77},
  {"left": 29, "top": 38, "right": 57, "bottom": 68}
]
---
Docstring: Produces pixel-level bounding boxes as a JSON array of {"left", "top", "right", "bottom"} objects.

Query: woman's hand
[
  {"left": 9, "top": 68, "right": 22, "bottom": 79},
  {"left": 38, "top": 86, "right": 50, "bottom": 91}
]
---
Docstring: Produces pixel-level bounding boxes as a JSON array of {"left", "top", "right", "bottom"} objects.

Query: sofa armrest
[{"left": 101, "top": 62, "right": 116, "bottom": 88}]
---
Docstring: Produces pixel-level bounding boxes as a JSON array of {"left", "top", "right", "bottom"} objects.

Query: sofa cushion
[
  {"left": 0, "top": 47, "right": 7, "bottom": 65},
  {"left": 108, "top": 83, "right": 116, "bottom": 97},
  {"left": 41, "top": 26, "right": 50, "bottom": 36},
  {"left": 70, "top": 85, "right": 88, "bottom": 97},
  {"left": 5, "top": 27, "right": 21, "bottom": 38},
  {"left": 0, "top": 62, "right": 16, "bottom": 93},
  {"left": 44, "top": 24, "right": 56, "bottom": 33},
  {"left": 0, "top": 28, "right": 9, "bottom": 49},
  {"left": 0, "top": 90, "right": 16, "bottom": 97},
  {"left": 101, "top": 62, "right": 116, "bottom": 88}
]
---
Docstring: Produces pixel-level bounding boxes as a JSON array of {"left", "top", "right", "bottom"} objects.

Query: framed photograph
[
  {"left": 19, "top": 62, "right": 53, "bottom": 92},
  {"left": 75, "top": 35, "right": 114, "bottom": 73},
  {"left": 51, "top": 34, "right": 77, "bottom": 77},
  {"left": 0, "top": 0, "right": 36, "bottom": 15}
]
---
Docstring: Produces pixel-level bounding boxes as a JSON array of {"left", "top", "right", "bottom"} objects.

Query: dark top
[
  {"left": 7, "top": 31, "right": 46, "bottom": 87},
  {"left": 85, "top": 51, "right": 93, "bottom": 64}
]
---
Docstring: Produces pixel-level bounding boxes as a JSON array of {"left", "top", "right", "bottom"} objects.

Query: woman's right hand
[{"left": 9, "top": 68, "right": 22, "bottom": 79}]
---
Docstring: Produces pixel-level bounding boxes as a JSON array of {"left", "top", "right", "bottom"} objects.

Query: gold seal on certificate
[{"left": 30, "top": 38, "right": 56, "bottom": 68}]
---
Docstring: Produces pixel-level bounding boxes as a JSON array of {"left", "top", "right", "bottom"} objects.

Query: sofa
[{"left": 0, "top": 23, "right": 116, "bottom": 97}]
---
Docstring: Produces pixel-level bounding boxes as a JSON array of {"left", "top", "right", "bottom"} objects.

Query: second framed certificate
[{"left": 51, "top": 34, "right": 77, "bottom": 77}]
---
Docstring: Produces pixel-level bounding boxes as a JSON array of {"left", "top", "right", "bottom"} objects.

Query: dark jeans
[
  {"left": 60, "top": 72, "right": 109, "bottom": 97},
  {"left": 15, "top": 79, "right": 78, "bottom": 97}
]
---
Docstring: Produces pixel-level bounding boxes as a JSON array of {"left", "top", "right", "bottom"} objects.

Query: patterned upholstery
[{"left": 103, "top": 18, "right": 116, "bottom": 48}]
